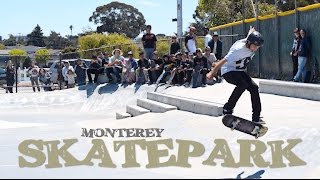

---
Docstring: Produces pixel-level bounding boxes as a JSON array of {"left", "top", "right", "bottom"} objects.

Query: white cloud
[{"left": 137, "top": 0, "right": 160, "bottom": 7}]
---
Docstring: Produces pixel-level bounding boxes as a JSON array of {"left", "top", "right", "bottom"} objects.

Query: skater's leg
[
  {"left": 222, "top": 71, "right": 248, "bottom": 113},
  {"left": 243, "top": 73, "right": 262, "bottom": 122}
]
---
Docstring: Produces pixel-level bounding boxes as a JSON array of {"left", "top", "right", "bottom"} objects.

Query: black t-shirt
[
  {"left": 154, "top": 58, "right": 164, "bottom": 70},
  {"left": 142, "top": 33, "right": 157, "bottom": 49},
  {"left": 138, "top": 59, "right": 150, "bottom": 69},
  {"left": 154, "top": 58, "right": 164, "bottom": 66},
  {"left": 101, "top": 58, "right": 109, "bottom": 66},
  {"left": 164, "top": 60, "right": 174, "bottom": 71},
  {"left": 182, "top": 60, "right": 193, "bottom": 69},
  {"left": 170, "top": 42, "right": 181, "bottom": 55},
  {"left": 90, "top": 61, "right": 101, "bottom": 69},
  {"left": 193, "top": 56, "right": 208, "bottom": 69},
  {"left": 175, "top": 60, "right": 183, "bottom": 68}
]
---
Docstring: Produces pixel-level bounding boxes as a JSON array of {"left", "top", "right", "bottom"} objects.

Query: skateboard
[
  {"left": 165, "top": 69, "right": 177, "bottom": 88},
  {"left": 222, "top": 115, "right": 268, "bottom": 138}
]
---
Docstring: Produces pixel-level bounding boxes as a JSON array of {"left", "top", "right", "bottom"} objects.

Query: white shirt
[
  {"left": 66, "top": 73, "right": 77, "bottom": 84},
  {"left": 109, "top": 55, "right": 125, "bottom": 67},
  {"left": 213, "top": 41, "right": 217, "bottom": 54},
  {"left": 62, "top": 66, "right": 74, "bottom": 81},
  {"left": 203, "top": 53, "right": 217, "bottom": 68},
  {"left": 185, "top": 35, "right": 197, "bottom": 54},
  {"left": 205, "top": 34, "right": 212, "bottom": 47},
  {"left": 221, "top": 38, "right": 255, "bottom": 76}
]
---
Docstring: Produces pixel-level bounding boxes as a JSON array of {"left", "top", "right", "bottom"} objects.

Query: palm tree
[
  {"left": 69, "top": 25, "right": 73, "bottom": 37},
  {"left": 69, "top": 25, "right": 73, "bottom": 41}
]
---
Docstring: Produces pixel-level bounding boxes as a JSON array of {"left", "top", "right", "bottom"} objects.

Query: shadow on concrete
[
  {"left": 78, "top": 83, "right": 99, "bottom": 98},
  {"left": 98, "top": 83, "right": 119, "bottom": 95}
]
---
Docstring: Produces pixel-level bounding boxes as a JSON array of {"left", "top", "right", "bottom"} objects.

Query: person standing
[
  {"left": 290, "top": 28, "right": 301, "bottom": 79},
  {"left": 27, "top": 61, "right": 40, "bottom": 92},
  {"left": 6, "top": 60, "right": 15, "bottom": 93},
  {"left": 294, "top": 29, "right": 310, "bottom": 83},
  {"left": 74, "top": 59, "right": 88, "bottom": 86},
  {"left": 170, "top": 35, "right": 181, "bottom": 55},
  {"left": 142, "top": 25, "right": 157, "bottom": 60},
  {"left": 204, "top": 27, "right": 212, "bottom": 48},
  {"left": 185, "top": 26, "right": 197, "bottom": 55},
  {"left": 208, "top": 31, "right": 223, "bottom": 60}
]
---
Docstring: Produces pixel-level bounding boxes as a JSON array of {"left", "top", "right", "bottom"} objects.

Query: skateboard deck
[{"left": 222, "top": 115, "right": 268, "bottom": 138}]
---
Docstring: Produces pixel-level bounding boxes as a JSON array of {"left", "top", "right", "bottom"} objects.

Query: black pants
[
  {"left": 292, "top": 55, "right": 298, "bottom": 79},
  {"left": 223, "top": 71, "right": 261, "bottom": 121},
  {"left": 7, "top": 81, "right": 14, "bottom": 93},
  {"left": 87, "top": 68, "right": 102, "bottom": 83},
  {"left": 106, "top": 67, "right": 121, "bottom": 81}
]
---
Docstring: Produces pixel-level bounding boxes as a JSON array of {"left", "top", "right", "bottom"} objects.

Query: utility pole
[
  {"left": 295, "top": 0, "right": 298, "bottom": 28},
  {"left": 177, "top": 0, "right": 183, "bottom": 48}
]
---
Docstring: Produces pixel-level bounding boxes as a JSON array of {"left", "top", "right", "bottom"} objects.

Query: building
[
  {"left": 0, "top": 45, "right": 61, "bottom": 68},
  {"left": 14, "top": 35, "right": 28, "bottom": 42},
  {"left": 0, "top": 35, "right": 2, "bottom": 42}
]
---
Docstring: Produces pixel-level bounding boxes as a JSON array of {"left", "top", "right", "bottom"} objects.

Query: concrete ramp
[
  {"left": 147, "top": 92, "right": 223, "bottom": 117},
  {"left": 259, "top": 80, "right": 320, "bottom": 101}
]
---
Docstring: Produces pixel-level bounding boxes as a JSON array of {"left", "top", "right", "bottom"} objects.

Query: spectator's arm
[
  {"left": 142, "top": 35, "right": 146, "bottom": 48},
  {"left": 154, "top": 35, "right": 157, "bottom": 50},
  {"left": 185, "top": 37, "right": 189, "bottom": 52}
]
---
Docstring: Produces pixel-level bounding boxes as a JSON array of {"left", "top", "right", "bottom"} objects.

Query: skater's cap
[
  {"left": 127, "top": 51, "right": 133, "bottom": 55},
  {"left": 293, "top": 28, "right": 299, "bottom": 33},
  {"left": 205, "top": 46, "right": 211, "bottom": 51},
  {"left": 153, "top": 51, "right": 158, "bottom": 55},
  {"left": 213, "top": 31, "right": 219, "bottom": 36}
]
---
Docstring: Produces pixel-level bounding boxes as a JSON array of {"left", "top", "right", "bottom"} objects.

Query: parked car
[
  {"left": 49, "top": 59, "right": 91, "bottom": 84},
  {"left": 0, "top": 68, "right": 6, "bottom": 86}
]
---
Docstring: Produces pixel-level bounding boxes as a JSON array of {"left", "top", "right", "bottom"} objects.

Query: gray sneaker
[{"left": 253, "top": 118, "right": 266, "bottom": 125}]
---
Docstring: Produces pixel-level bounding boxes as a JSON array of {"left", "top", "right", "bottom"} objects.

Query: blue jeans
[
  {"left": 144, "top": 48, "right": 154, "bottom": 60},
  {"left": 294, "top": 56, "right": 307, "bottom": 82}
]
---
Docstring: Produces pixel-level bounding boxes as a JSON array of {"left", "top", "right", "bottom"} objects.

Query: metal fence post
[
  {"left": 15, "top": 56, "right": 18, "bottom": 93},
  {"left": 59, "top": 52, "right": 62, "bottom": 90},
  {"left": 275, "top": 0, "right": 281, "bottom": 79}
]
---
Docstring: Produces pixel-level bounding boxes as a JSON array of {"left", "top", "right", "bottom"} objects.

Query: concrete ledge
[
  {"left": 147, "top": 92, "right": 223, "bottom": 117},
  {"left": 126, "top": 105, "right": 151, "bottom": 117},
  {"left": 116, "top": 112, "right": 132, "bottom": 120},
  {"left": 259, "top": 80, "right": 320, "bottom": 101},
  {"left": 137, "top": 98, "right": 177, "bottom": 113}
]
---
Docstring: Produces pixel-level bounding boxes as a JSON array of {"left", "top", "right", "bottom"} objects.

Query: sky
[{"left": 0, "top": 0, "right": 198, "bottom": 40}]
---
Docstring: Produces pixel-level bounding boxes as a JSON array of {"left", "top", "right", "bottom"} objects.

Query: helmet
[{"left": 247, "top": 31, "right": 264, "bottom": 46}]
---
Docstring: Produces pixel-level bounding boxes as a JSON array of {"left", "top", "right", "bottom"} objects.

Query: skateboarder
[{"left": 207, "top": 26, "right": 265, "bottom": 125}]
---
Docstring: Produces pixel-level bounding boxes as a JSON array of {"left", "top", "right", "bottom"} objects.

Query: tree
[
  {"left": 35, "top": 49, "right": 50, "bottom": 63},
  {"left": 27, "top": 24, "right": 46, "bottom": 47},
  {"left": 195, "top": 0, "right": 318, "bottom": 28},
  {"left": 0, "top": 43, "right": 5, "bottom": 50},
  {"left": 45, "top": 31, "right": 69, "bottom": 49},
  {"left": 23, "top": 56, "right": 32, "bottom": 68},
  {"left": 8, "top": 49, "right": 27, "bottom": 62},
  {"left": 78, "top": 33, "right": 139, "bottom": 58},
  {"left": 3, "top": 34, "right": 17, "bottom": 46},
  {"left": 89, "top": 2, "right": 146, "bottom": 38},
  {"left": 69, "top": 25, "right": 73, "bottom": 36},
  {"left": 62, "top": 46, "right": 80, "bottom": 59},
  {"left": 264, "top": 0, "right": 317, "bottom": 11},
  {"left": 156, "top": 38, "right": 170, "bottom": 57}
]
